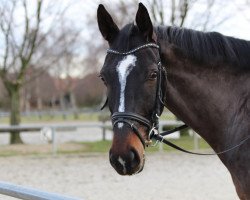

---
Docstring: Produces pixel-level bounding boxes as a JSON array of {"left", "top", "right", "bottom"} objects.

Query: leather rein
[{"left": 103, "top": 43, "right": 250, "bottom": 156}]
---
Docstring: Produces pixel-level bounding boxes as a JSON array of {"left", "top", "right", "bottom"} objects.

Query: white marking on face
[
  {"left": 116, "top": 55, "right": 137, "bottom": 128},
  {"left": 118, "top": 156, "right": 126, "bottom": 174}
]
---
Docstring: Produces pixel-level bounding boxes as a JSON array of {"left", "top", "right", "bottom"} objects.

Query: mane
[{"left": 155, "top": 26, "right": 250, "bottom": 69}]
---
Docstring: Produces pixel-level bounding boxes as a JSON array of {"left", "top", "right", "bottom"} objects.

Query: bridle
[
  {"left": 106, "top": 43, "right": 166, "bottom": 148},
  {"left": 103, "top": 42, "right": 250, "bottom": 155}
]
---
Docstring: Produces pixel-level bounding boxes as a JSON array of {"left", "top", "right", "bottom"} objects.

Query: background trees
[
  {"left": 0, "top": 0, "right": 43, "bottom": 143},
  {"left": 0, "top": 0, "right": 81, "bottom": 143},
  {"left": 0, "top": 0, "right": 249, "bottom": 144}
]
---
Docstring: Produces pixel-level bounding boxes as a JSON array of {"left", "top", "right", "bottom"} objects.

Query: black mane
[{"left": 156, "top": 26, "right": 250, "bottom": 69}]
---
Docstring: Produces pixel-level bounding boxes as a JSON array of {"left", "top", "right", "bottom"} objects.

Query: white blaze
[
  {"left": 118, "top": 156, "right": 126, "bottom": 174},
  {"left": 116, "top": 55, "right": 137, "bottom": 128}
]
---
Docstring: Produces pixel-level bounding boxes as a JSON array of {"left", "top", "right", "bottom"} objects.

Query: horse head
[{"left": 97, "top": 3, "right": 165, "bottom": 175}]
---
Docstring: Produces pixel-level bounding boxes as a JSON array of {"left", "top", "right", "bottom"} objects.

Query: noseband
[{"left": 106, "top": 43, "right": 165, "bottom": 148}]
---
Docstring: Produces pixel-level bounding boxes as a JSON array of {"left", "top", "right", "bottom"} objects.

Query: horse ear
[
  {"left": 97, "top": 4, "right": 119, "bottom": 42},
  {"left": 135, "top": 3, "right": 156, "bottom": 42}
]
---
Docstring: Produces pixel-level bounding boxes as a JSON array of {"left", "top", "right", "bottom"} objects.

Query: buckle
[{"left": 147, "top": 127, "right": 160, "bottom": 147}]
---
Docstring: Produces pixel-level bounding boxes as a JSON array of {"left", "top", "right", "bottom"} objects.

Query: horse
[{"left": 97, "top": 3, "right": 250, "bottom": 199}]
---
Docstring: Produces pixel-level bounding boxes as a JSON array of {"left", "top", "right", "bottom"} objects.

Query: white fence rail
[
  {"left": 0, "top": 123, "right": 109, "bottom": 155},
  {"left": 0, "top": 120, "right": 193, "bottom": 155}
]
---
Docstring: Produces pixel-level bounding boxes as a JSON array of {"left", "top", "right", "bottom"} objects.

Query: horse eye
[{"left": 148, "top": 71, "right": 158, "bottom": 80}]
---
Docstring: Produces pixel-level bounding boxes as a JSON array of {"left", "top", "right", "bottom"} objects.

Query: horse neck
[{"left": 158, "top": 40, "right": 249, "bottom": 151}]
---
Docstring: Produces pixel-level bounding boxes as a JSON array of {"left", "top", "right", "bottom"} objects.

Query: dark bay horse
[{"left": 97, "top": 3, "right": 250, "bottom": 199}]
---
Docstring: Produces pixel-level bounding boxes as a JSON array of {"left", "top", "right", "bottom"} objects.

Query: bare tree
[
  {"left": 83, "top": 0, "right": 140, "bottom": 70},
  {"left": 147, "top": 0, "right": 227, "bottom": 29},
  {"left": 0, "top": 0, "right": 81, "bottom": 144},
  {"left": 0, "top": 0, "right": 42, "bottom": 143},
  {"left": 146, "top": 0, "right": 191, "bottom": 26},
  {"left": 149, "top": 0, "right": 190, "bottom": 26}
]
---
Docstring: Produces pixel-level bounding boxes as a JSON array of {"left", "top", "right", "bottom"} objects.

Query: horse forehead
[{"left": 116, "top": 55, "right": 137, "bottom": 76}]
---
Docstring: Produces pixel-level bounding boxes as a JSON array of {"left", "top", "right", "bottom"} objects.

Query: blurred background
[
  {"left": 0, "top": 1, "right": 248, "bottom": 199},
  {"left": 0, "top": 0, "right": 249, "bottom": 150}
]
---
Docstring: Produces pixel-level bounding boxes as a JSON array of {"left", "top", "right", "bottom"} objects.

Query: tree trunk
[
  {"left": 36, "top": 77, "right": 43, "bottom": 110},
  {"left": 69, "top": 91, "right": 78, "bottom": 119},
  {"left": 9, "top": 85, "right": 23, "bottom": 144}
]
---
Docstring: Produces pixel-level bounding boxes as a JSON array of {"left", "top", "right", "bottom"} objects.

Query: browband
[{"left": 107, "top": 43, "right": 159, "bottom": 55}]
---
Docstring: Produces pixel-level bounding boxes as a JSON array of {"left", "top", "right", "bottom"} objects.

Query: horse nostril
[
  {"left": 109, "top": 151, "right": 115, "bottom": 165},
  {"left": 129, "top": 149, "right": 140, "bottom": 168},
  {"left": 109, "top": 149, "right": 142, "bottom": 175},
  {"left": 128, "top": 150, "right": 135, "bottom": 162}
]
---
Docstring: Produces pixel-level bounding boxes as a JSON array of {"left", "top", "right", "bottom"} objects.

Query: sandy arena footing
[{"left": 0, "top": 152, "right": 238, "bottom": 200}]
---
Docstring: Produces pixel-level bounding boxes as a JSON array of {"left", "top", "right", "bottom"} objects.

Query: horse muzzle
[
  {"left": 109, "top": 147, "right": 145, "bottom": 175},
  {"left": 109, "top": 122, "right": 147, "bottom": 175}
]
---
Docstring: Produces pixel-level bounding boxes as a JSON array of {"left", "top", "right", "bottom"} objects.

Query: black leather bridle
[{"left": 105, "top": 43, "right": 171, "bottom": 148}]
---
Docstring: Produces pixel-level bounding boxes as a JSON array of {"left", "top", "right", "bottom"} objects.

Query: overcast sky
[
  {"left": 79, "top": 0, "right": 250, "bottom": 40},
  {"left": 50, "top": 0, "right": 250, "bottom": 77},
  {"left": 4, "top": 0, "right": 250, "bottom": 47},
  {"left": 0, "top": 0, "right": 249, "bottom": 78}
]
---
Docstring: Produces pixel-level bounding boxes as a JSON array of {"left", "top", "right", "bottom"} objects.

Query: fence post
[
  {"left": 158, "top": 124, "right": 163, "bottom": 152},
  {"left": 102, "top": 121, "right": 106, "bottom": 141},
  {"left": 192, "top": 130, "right": 199, "bottom": 150},
  {"left": 51, "top": 127, "right": 57, "bottom": 156}
]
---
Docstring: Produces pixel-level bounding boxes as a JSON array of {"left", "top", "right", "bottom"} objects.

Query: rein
[
  {"left": 151, "top": 125, "right": 250, "bottom": 155},
  {"left": 104, "top": 43, "right": 250, "bottom": 156}
]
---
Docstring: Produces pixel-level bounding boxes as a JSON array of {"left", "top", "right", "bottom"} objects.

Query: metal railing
[{"left": 0, "top": 181, "right": 82, "bottom": 200}]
